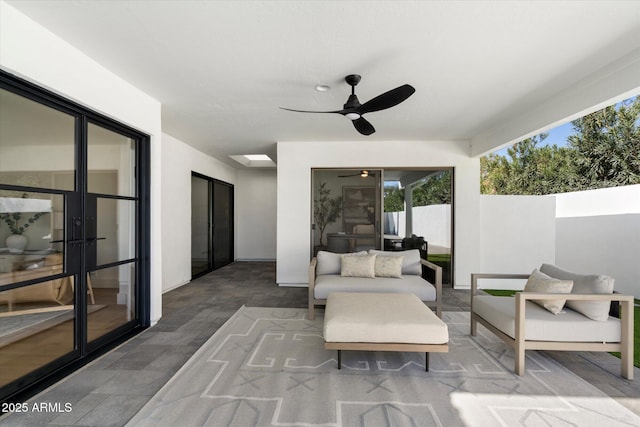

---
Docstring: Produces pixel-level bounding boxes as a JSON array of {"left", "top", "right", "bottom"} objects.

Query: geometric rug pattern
[{"left": 127, "top": 307, "right": 640, "bottom": 427}]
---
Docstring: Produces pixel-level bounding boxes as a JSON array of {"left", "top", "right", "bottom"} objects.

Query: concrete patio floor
[{"left": 1, "top": 261, "right": 637, "bottom": 426}]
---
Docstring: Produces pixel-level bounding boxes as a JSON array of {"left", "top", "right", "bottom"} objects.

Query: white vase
[{"left": 6, "top": 234, "right": 28, "bottom": 253}]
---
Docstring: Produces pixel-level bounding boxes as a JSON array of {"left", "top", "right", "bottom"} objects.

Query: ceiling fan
[
  {"left": 338, "top": 170, "right": 376, "bottom": 178},
  {"left": 280, "top": 74, "right": 415, "bottom": 136}
]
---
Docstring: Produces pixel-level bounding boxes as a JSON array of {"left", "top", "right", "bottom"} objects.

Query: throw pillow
[
  {"left": 375, "top": 256, "right": 404, "bottom": 278},
  {"left": 369, "top": 249, "right": 422, "bottom": 275},
  {"left": 341, "top": 254, "right": 376, "bottom": 278},
  {"left": 524, "top": 269, "right": 573, "bottom": 314},
  {"left": 540, "top": 264, "right": 614, "bottom": 321},
  {"left": 316, "top": 250, "right": 367, "bottom": 275}
]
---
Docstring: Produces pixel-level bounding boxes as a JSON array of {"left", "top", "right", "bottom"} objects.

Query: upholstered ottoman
[{"left": 323, "top": 292, "right": 449, "bottom": 371}]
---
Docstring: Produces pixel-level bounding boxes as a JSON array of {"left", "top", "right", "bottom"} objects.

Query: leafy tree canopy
[{"left": 481, "top": 96, "right": 640, "bottom": 195}]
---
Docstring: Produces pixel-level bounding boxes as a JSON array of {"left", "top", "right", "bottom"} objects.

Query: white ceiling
[{"left": 6, "top": 1, "right": 640, "bottom": 167}]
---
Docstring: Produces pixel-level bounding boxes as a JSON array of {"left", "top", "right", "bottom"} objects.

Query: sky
[
  {"left": 493, "top": 121, "right": 574, "bottom": 156},
  {"left": 492, "top": 94, "right": 637, "bottom": 157}
]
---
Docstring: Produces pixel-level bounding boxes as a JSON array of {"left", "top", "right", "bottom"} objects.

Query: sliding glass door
[
  {"left": 191, "top": 173, "right": 233, "bottom": 278},
  {"left": 0, "top": 72, "right": 149, "bottom": 401}
]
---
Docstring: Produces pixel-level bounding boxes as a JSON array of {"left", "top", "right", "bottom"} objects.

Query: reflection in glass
[
  {"left": 312, "top": 169, "right": 381, "bottom": 255},
  {"left": 191, "top": 175, "right": 210, "bottom": 276},
  {"left": 87, "top": 123, "right": 135, "bottom": 197},
  {"left": 0, "top": 278, "right": 75, "bottom": 387},
  {"left": 87, "top": 263, "right": 136, "bottom": 342},
  {"left": 0, "top": 88, "right": 75, "bottom": 191},
  {"left": 95, "top": 198, "right": 135, "bottom": 265},
  {"left": 383, "top": 169, "right": 453, "bottom": 284},
  {"left": 0, "top": 191, "right": 65, "bottom": 275}
]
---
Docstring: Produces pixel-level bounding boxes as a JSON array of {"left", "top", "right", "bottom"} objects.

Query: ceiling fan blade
[
  {"left": 352, "top": 117, "right": 375, "bottom": 136},
  {"left": 357, "top": 84, "right": 415, "bottom": 115},
  {"left": 279, "top": 107, "right": 345, "bottom": 114}
]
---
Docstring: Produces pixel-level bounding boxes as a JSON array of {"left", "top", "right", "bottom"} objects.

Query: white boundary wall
[
  {"left": 555, "top": 185, "right": 640, "bottom": 297},
  {"left": 479, "top": 185, "right": 640, "bottom": 297}
]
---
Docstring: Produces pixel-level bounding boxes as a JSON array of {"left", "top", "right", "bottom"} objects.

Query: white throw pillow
[
  {"left": 369, "top": 249, "right": 421, "bottom": 275},
  {"left": 374, "top": 256, "right": 404, "bottom": 278},
  {"left": 524, "top": 269, "right": 573, "bottom": 315},
  {"left": 316, "top": 250, "right": 367, "bottom": 275},
  {"left": 341, "top": 254, "right": 376, "bottom": 278}
]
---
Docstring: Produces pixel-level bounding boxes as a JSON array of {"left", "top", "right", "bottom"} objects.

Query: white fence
[
  {"left": 384, "top": 204, "right": 451, "bottom": 249},
  {"left": 480, "top": 185, "right": 640, "bottom": 297}
]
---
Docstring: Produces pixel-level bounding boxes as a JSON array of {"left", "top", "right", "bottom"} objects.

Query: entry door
[
  {"left": 191, "top": 173, "right": 233, "bottom": 278},
  {"left": 0, "top": 75, "right": 149, "bottom": 401}
]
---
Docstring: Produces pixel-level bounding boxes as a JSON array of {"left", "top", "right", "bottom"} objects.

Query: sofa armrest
[
  {"left": 421, "top": 259, "right": 443, "bottom": 317},
  {"left": 470, "top": 273, "right": 530, "bottom": 296},
  {"left": 308, "top": 257, "right": 318, "bottom": 319},
  {"left": 514, "top": 291, "right": 634, "bottom": 379}
]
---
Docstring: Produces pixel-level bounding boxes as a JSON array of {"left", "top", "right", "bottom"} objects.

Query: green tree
[
  {"left": 481, "top": 134, "right": 579, "bottom": 195},
  {"left": 384, "top": 185, "right": 404, "bottom": 212},
  {"left": 568, "top": 97, "right": 640, "bottom": 188},
  {"left": 412, "top": 171, "right": 452, "bottom": 205},
  {"left": 481, "top": 96, "right": 639, "bottom": 195}
]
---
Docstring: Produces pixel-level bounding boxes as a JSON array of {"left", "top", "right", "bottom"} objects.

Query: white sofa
[
  {"left": 471, "top": 264, "right": 634, "bottom": 379},
  {"left": 308, "top": 249, "right": 442, "bottom": 320}
]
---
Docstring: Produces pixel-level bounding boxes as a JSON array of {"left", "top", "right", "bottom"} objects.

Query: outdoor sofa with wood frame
[
  {"left": 470, "top": 264, "right": 634, "bottom": 379},
  {"left": 308, "top": 249, "right": 442, "bottom": 320}
]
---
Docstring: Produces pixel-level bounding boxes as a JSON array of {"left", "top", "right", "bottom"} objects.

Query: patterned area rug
[{"left": 127, "top": 307, "right": 639, "bottom": 427}]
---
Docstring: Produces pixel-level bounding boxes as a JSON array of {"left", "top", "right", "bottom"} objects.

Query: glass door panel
[
  {"left": 212, "top": 181, "right": 232, "bottom": 268},
  {"left": 191, "top": 175, "right": 210, "bottom": 276},
  {"left": 86, "top": 122, "right": 138, "bottom": 345},
  {"left": 87, "top": 123, "right": 135, "bottom": 197},
  {"left": 86, "top": 263, "right": 136, "bottom": 341},
  {"left": 312, "top": 169, "right": 382, "bottom": 255},
  {"left": 0, "top": 89, "right": 75, "bottom": 191},
  {"left": 0, "top": 277, "right": 76, "bottom": 387}
]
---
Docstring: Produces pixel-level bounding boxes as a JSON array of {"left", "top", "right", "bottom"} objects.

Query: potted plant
[
  {"left": 313, "top": 182, "right": 342, "bottom": 251},
  {"left": 0, "top": 193, "right": 48, "bottom": 253}
]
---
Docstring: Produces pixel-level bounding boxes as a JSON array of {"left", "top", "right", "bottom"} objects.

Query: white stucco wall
[
  {"left": 0, "top": 2, "right": 164, "bottom": 323},
  {"left": 236, "top": 169, "right": 277, "bottom": 261},
  {"left": 277, "top": 140, "right": 480, "bottom": 288},
  {"left": 478, "top": 195, "right": 556, "bottom": 289},
  {"left": 160, "top": 133, "right": 237, "bottom": 293},
  {"left": 555, "top": 185, "right": 640, "bottom": 297}
]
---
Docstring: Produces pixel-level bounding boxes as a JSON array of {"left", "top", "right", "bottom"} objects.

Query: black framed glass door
[
  {"left": 0, "top": 72, "right": 149, "bottom": 402},
  {"left": 191, "top": 173, "right": 233, "bottom": 278}
]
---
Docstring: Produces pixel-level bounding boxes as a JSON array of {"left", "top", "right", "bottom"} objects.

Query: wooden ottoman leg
[
  {"left": 425, "top": 352, "right": 429, "bottom": 372},
  {"left": 338, "top": 350, "right": 342, "bottom": 369}
]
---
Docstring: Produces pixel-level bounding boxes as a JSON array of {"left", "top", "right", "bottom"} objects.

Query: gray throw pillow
[{"left": 539, "top": 264, "right": 614, "bottom": 321}]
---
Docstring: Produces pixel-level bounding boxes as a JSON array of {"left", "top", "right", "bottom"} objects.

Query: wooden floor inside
[{"left": 0, "top": 288, "right": 128, "bottom": 386}]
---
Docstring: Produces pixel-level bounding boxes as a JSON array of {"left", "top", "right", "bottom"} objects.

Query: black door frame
[
  {"left": 0, "top": 71, "right": 151, "bottom": 403},
  {"left": 191, "top": 172, "right": 234, "bottom": 279}
]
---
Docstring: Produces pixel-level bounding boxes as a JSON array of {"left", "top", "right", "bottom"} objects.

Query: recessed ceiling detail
[{"left": 229, "top": 154, "right": 276, "bottom": 168}]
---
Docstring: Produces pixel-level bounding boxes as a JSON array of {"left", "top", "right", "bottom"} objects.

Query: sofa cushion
[
  {"left": 369, "top": 249, "right": 421, "bottom": 275},
  {"left": 316, "top": 250, "right": 367, "bottom": 275},
  {"left": 540, "top": 264, "right": 614, "bottom": 321},
  {"left": 341, "top": 254, "right": 376, "bottom": 278},
  {"left": 524, "top": 269, "right": 573, "bottom": 314},
  {"left": 314, "top": 274, "right": 437, "bottom": 301},
  {"left": 473, "top": 295, "right": 620, "bottom": 342},
  {"left": 375, "top": 255, "right": 404, "bottom": 278}
]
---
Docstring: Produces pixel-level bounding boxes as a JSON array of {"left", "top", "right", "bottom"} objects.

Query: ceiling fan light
[
  {"left": 345, "top": 112, "right": 361, "bottom": 121},
  {"left": 360, "top": 170, "right": 369, "bottom": 177}
]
